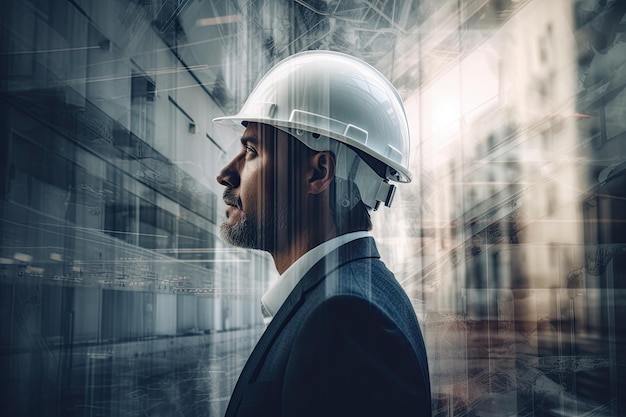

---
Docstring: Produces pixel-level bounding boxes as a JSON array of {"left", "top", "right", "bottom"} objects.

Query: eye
[{"left": 244, "top": 145, "right": 257, "bottom": 158}]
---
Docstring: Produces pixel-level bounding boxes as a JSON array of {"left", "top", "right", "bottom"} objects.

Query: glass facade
[{"left": 1, "top": 0, "right": 624, "bottom": 415}]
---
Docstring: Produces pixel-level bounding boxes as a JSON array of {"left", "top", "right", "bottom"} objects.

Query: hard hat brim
[{"left": 212, "top": 115, "right": 413, "bottom": 183}]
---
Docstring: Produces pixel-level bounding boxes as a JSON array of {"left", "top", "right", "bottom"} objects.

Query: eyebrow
[{"left": 240, "top": 135, "right": 258, "bottom": 146}]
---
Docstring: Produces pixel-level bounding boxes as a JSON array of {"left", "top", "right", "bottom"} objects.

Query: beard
[
  {"left": 220, "top": 195, "right": 289, "bottom": 252},
  {"left": 220, "top": 212, "right": 260, "bottom": 249}
]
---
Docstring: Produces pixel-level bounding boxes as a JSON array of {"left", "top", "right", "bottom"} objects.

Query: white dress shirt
[{"left": 260, "top": 231, "right": 370, "bottom": 325}]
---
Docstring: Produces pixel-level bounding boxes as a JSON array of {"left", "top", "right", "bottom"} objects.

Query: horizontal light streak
[
  {"left": 152, "top": 248, "right": 246, "bottom": 253},
  {"left": 73, "top": 258, "right": 249, "bottom": 264},
  {"left": 58, "top": 64, "right": 210, "bottom": 86},
  {"left": 13, "top": 252, "right": 33, "bottom": 262},
  {"left": 196, "top": 14, "right": 241, "bottom": 26},
  {"left": 0, "top": 45, "right": 100, "bottom": 55},
  {"left": 50, "top": 253, "right": 64, "bottom": 261}
]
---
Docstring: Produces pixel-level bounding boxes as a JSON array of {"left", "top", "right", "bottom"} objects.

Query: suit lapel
[{"left": 225, "top": 237, "right": 380, "bottom": 416}]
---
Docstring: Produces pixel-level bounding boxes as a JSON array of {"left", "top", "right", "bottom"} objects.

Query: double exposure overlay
[{"left": 1, "top": 0, "right": 625, "bottom": 416}]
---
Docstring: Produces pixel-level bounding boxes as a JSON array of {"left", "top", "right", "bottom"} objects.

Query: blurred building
[
  {"left": 373, "top": 0, "right": 625, "bottom": 415},
  {"left": 0, "top": 1, "right": 272, "bottom": 415}
]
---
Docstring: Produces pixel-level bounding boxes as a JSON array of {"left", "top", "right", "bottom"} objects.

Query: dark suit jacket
[{"left": 225, "top": 237, "right": 432, "bottom": 417}]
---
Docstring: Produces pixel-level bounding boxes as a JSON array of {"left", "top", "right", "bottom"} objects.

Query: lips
[{"left": 223, "top": 189, "right": 242, "bottom": 210}]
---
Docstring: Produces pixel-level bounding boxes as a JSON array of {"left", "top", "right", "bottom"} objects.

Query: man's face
[{"left": 216, "top": 123, "right": 309, "bottom": 252}]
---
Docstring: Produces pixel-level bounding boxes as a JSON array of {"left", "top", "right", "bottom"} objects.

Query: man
[{"left": 214, "top": 51, "right": 431, "bottom": 416}]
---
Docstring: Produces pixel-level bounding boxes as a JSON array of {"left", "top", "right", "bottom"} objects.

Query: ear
[{"left": 307, "top": 151, "right": 335, "bottom": 195}]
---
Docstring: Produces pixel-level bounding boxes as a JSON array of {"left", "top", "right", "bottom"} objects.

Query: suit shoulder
[
  {"left": 319, "top": 256, "right": 417, "bottom": 322},
  {"left": 291, "top": 294, "right": 410, "bottom": 359},
  {"left": 284, "top": 293, "right": 432, "bottom": 416},
  {"left": 305, "top": 293, "right": 383, "bottom": 324}
]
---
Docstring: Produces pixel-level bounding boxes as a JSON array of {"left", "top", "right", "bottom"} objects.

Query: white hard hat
[{"left": 213, "top": 50, "right": 412, "bottom": 209}]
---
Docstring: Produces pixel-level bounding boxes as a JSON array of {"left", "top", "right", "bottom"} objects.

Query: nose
[{"left": 216, "top": 155, "right": 240, "bottom": 188}]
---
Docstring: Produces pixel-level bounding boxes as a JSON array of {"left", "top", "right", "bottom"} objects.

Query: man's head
[
  {"left": 216, "top": 123, "right": 334, "bottom": 253},
  {"left": 216, "top": 123, "right": 375, "bottom": 257},
  {"left": 213, "top": 51, "right": 412, "bottom": 267}
]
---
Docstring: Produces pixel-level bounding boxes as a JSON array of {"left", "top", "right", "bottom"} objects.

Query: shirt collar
[{"left": 260, "top": 231, "right": 370, "bottom": 325}]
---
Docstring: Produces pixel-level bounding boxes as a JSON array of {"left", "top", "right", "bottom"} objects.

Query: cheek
[
  {"left": 273, "top": 176, "right": 290, "bottom": 206},
  {"left": 272, "top": 149, "right": 304, "bottom": 205},
  {"left": 239, "top": 163, "right": 267, "bottom": 211}
]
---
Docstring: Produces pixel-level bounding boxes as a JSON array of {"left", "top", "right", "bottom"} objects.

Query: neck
[{"left": 271, "top": 208, "right": 337, "bottom": 275}]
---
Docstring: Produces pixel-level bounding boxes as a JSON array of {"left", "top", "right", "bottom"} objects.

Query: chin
[{"left": 220, "top": 217, "right": 259, "bottom": 250}]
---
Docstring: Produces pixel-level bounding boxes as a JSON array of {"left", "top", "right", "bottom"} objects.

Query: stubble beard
[
  {"left": 220, "top": 203, "right": 289, "bottom": 253},
  {"left": 220, "top": 213, "right": 259, "bottom": 249}
]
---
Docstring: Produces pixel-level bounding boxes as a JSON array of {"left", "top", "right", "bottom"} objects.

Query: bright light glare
[{"left": 432, "top": 96, "right": 461, "bottom": 132}]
